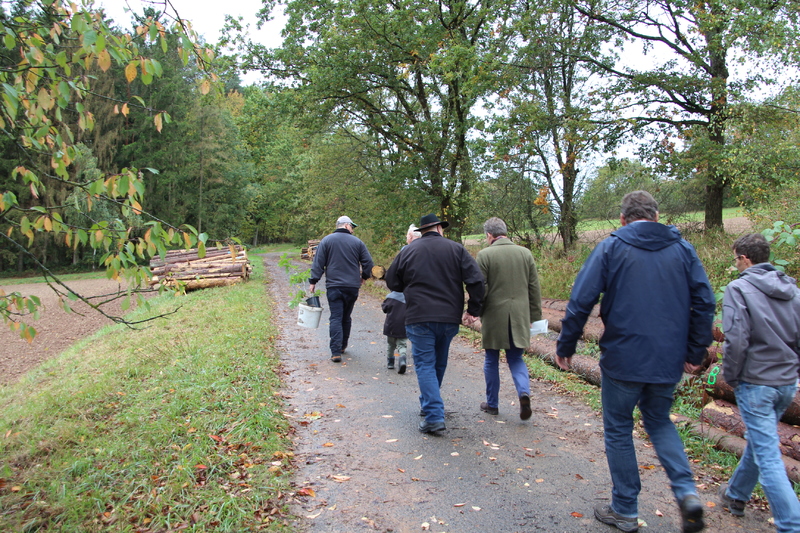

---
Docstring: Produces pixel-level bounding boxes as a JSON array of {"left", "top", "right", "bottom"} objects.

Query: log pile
[
  {"left": 462, "top": 298, "right": 800, "bottom": 468},
  {"left": 301, "top": 240, "right": 320, "bottom": 260},
  {"left": 149, "top": 245, "right": 251, "bottom": 290}
]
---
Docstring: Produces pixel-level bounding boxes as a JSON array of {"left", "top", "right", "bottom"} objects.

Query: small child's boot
[
  {"left": 397, "top": 355, "right": 407, "bottom": 374},
  {"left": 387, "top": 354, "right": 395, "bottom": 369}
]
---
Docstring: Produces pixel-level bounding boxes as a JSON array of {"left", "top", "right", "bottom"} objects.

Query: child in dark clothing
[{"left": 381, "top": 291, "right": 408, "bottom": 374}]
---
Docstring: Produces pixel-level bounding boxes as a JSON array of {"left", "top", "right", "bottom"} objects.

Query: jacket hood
[
  {"left": 612, "top": 221, "right": 682, "bottom": 251},
  {"left": 740, "top": 263, "right": 798, "bottom": 301}
]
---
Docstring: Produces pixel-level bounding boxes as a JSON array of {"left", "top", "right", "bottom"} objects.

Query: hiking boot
[
  {"left": 519, "top": 393, "right": 532, "bottom": 420},
  {"left": 387, "top": 355, "right": 395, "bottom": 369},
  {"left": 717, "top": 483, "right": 745, "bottom": 517},
  {"left": 397, "top": 355, "right": 407, "bottom": 374},
  {"left": 330, "top": 354, "right": 342, "bottom": 363},
  {"left": 480, "top": 402, "right": 499, "bottom": 415},
  {"left": 679, "top": 494, "right": 705, "bottom": 533},
  {"left": 594, "top": 503, "right": 638, "bottom": 532}
]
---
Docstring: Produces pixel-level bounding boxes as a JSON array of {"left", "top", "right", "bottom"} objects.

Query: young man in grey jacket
[{"left": 719, "top": 233, "right": 800, "bottom": 532}]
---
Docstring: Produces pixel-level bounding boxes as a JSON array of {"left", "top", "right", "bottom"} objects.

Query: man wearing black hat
[
  {"left": 309, "top": 215, "right": 374, "bottom": 363},
  {"left": 385, "top": 214, "right": 485, "bottom": 433}
]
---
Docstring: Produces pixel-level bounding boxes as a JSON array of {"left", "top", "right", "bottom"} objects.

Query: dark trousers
[{"left": 326, "top": 286, "right": 359, "bottom": 355}]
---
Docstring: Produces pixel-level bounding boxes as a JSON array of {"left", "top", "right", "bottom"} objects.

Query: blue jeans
[
  {"left": 727, "top": 381, "right": 800, "bottom": 533},
  {"left": 326, "top": 287, "right": 359, "bottom": 356},
  {"left": 601, "top": 374, "right": 697, "bottom": 517},
  {"left": 406, "top": 322, "right": 459, "bottom": 423},
  {"left": 484, "top": 325, "right": 530, "bottom": 408}
]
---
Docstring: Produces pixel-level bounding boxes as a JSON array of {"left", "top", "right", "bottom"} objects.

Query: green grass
[
  {"left": 0, "top": 261, "right": 294, "bottom": 532},
  {"left": 0, "top": 270, "right": 108, "bottom": 285}
]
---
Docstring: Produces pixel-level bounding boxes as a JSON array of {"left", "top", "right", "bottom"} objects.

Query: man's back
[
  {"left": 559, "top": 221, "right": 715, "bottom": 383},
  {"left": 312, "top": 230, "right": 373, "bottom": 289},
  {"left": 723, "top": 264, "right": 800, "bottom": 387}
]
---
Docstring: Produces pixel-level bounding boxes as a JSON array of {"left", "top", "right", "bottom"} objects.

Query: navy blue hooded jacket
[{"left": 556, "top": 221, "right": 715, "bottom": 384}]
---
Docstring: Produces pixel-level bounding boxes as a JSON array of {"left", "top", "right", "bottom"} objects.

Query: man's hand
[
  {"left": 555, "top": 355, "right": 572, "bottom": 371},
  {"left": 683, "top": 362, "right": 702, "bottom": 374},
  {"left": 309, "top": 283, "right": 316, "bottom": 294}
]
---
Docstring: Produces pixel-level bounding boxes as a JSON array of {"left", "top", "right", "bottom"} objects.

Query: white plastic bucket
[{"left": 297, "top": 303, "right": 323, "bottom": 329}]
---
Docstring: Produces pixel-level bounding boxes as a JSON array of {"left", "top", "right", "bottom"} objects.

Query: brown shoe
[
  {"left": 331, "top": 354, "right": 342, "bottom": 363},
  {"left": 519, "top": 394, "right": 532, "bottom": 420},
  {"left": 480, "top": 402, "right": 498, "bottom": 415}
]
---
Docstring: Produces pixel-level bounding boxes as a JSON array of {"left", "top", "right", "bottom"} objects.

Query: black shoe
[
  {"left": 594, "top": 504, "right": 638, "bottom": 532},
  {"left": 397, "top": 355, "right": 407, "bottom": 374},
  {"left": 418, "top": 409, "right": 425, "bottom": 417},
  {"left": 679, "top": 494, "right": 705, "bottom": 533},
  {"left": 387, "top": 357, "right": 395, "bottom": 369},
  {"left": 418, "top": 420, "right": 446, "bottom": 433},
  {"left": 519, "top": 393, "right": 532, "bottom": 420},
  {"left": 480, "top": 402, "right": 499, "bottom": 415},
  {"left": 330, "top": 354, "right": 342, "bottom": 363},
  {"left": 717, "top": 483, "right": 745, "bottom": 517}
]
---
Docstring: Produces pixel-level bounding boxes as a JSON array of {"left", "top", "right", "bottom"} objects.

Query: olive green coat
[{"left": 476, "top": 238, "right": 542, "bottom": 350}]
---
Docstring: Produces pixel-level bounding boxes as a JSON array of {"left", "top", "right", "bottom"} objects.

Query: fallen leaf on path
[
  {"left": 322, "top": 442, "right": 334, "bottom": 447},
  {"left": 471, "top": 506, "right": 481, "bottom": 511},
  {"left": 571, "top": 512, "right": 583, "bottom": 517},
  {"left": 706, "top": 502, "right": 716, "bottom": 508},
  {"left": 382, "top": 415, "right": 393, "bottom": 418},
  {"left": 451, "top": 452, "right": 459, "bottom": 456},
  {"left": 304, "top": 412, "right": 323, "bottom": 419},
  {"left": 386, "top": 439, "right": 398, "bottom": 443},
  {"left": 641, "top": 464, "right": 655, "bottom": 470},
  {"left": 454, "top": 503, "right": 466, "bottom": 507},
  {"left": 331, "top": 475, "right": 351, "bottom": 482},
  {"left": 297, "top": 487, "right": 316, "bottom": 497},
  {"left": 336, "top": 404, "right": 346, "bottom": 408},
  {"left": 328, "top": 504, "right": 336, "bottom": 510},
  {"left": 398, "top": 468, "right": 405, "bottom": 473},
  {"left": 535, "top": 478, "right": 544, "bottom": 483},
  {"left": 421, "top": 523, "right": 430, "bottom": 530},
  {"left": 414, "top": 455, "right": 423, "bottom": 460},
  {"left": 655, "top": 509, "right": 663, "bottom": 517},
  {"left": 307, "top": 510, "right": 322, "bottom": 519},
  {"left": 489, "top": 457, "right": 497, "bottom": 461}
]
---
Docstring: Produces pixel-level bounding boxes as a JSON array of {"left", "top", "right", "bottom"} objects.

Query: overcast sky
[{"left": 97, "top": 0, "right": 285, "bottom": 84}]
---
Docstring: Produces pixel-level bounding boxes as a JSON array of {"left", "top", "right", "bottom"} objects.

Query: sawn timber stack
[{"left": 149, "top": 245, "right": 251, "bottom": 290}]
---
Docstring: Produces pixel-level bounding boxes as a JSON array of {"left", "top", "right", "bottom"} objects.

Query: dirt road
[{"left": 264, "top": 253, "right": 772, "bottom": 533}]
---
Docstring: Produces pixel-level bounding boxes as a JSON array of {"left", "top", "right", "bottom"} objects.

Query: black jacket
[
  {"left": 382, "top": 293, "right": 407, "bottom": 338},
  {"left": 309, "top": 228, "right": 373, "bottom": 288},
  {"left": 385, "top": 232, "right": 484, "bottom": 324}
]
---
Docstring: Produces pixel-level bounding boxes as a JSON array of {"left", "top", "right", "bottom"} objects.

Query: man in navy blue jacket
[
  {"left": 310, "top": 215, "right": 374, "bottom": 363},
  {"left": 556, "top": 191, "right": 715, "bottom": 533}
]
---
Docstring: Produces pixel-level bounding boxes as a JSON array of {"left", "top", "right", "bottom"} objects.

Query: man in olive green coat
[{"left": 474, "top": 217, "right": 542, "bottom": 420}]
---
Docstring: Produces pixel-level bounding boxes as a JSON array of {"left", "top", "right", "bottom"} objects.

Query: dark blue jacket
[
  {"left": 556, "top": 221, "right": 715, "bottom": 384},
  {"left": 309, "top": 229, "right": 373, "bottom": 289}
]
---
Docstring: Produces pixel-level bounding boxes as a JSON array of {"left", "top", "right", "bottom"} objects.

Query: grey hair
[
  {"left": 620, "top": 190, "right": 658, "bottom": 223},
  {"left": 483, "top": 217, "right": 507, "bottom": 237},
  {"left": 407, "top": 224, "right": 421, "bottom": 240}
]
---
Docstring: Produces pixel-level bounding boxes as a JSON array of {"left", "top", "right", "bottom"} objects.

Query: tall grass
[{"left": 0, "top": 261, "right": 293, "bottom": 532}]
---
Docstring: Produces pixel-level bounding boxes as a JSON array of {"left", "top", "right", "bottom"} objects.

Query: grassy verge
[{"left": 0, "top": 261, "right": 293, "bottom": 532}]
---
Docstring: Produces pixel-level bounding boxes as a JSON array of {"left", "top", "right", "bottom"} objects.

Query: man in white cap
[{"left": 309, "top": 215, "right": 374, "bottom": 362}]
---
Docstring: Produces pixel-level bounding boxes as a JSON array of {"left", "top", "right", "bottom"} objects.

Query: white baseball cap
[{"left": 337, "top": 215, "right": 358, "bottom": 227}]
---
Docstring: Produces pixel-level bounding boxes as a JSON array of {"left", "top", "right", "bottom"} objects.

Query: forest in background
[{"left": 1, "top": 0, "right": 799, "bottom": 279}]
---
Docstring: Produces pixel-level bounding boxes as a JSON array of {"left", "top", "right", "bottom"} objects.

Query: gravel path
[{"left": 265, "top": 252, "right": 773, "bottom": 533}]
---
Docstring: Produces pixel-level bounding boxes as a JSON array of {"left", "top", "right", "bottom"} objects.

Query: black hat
[{"left": 417, "top": 213, "right": 450, "bottom": 231}]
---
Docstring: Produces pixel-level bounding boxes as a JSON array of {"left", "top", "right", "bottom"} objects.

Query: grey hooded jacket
[{"left": 722, "top": 263, "right": 800, "bottom": 388}]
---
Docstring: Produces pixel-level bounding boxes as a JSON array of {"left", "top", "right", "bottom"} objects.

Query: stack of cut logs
[
  {"left": 149, "top": 245, "right": 251, "bottom": 290},
  {"left": 462, "top": 298, "right": 800, "bottom": 480},
  {"left": 301, "top": 240, "right": 320, "bottom": 261}
]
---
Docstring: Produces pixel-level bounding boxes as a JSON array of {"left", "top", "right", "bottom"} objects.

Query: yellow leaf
[
  {"left": 154, "top": 112, "right": 163, "bottom": 133},
  {"left": 331, "top": 475, "right": 350, "bottom": 482},
  {"left": 121, "top": 103, "right": 129, "bottom": 117},
  {"left": 125, "top": 62, "right": 137, "bottom": 82},
  {"left": 200, "top": 79, "right": 211, "bottom": 95},
  {"left": 322, "top": 442, "right": 334, "bottom": 447},
  {"left": 113, "top": 104, "right": 119, "bottom": 114},
  {"left": 98, "top": 49, "right": 111, "bottom": 72}
]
